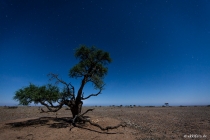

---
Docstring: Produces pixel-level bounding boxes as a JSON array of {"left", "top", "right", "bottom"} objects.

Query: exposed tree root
[
  {"left": 82, "top": 118, "right": 126, "bottom": 131},
  {"left": 70, "top": 120, "right": 126, "bottom": 134},
  {"left": 76, "top": 125, "right": 125, "bottom": 134},
  {"left": 69, "top": 110, "right": 126, "bottom": 133}
]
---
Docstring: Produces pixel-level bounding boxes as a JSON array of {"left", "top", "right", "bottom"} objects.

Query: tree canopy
[
  {"left": 70, "top": 45, "right": 112, "bottom": 89},
  {"left": 14, "top": 83, "right": 61, "bottom": 105},
  {"left": 13, "top": 45, "right": 112, "bottom": 111}
]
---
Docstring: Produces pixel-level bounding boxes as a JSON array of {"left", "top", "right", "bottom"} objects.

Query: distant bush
[
  {"left": 179, "top": 105, "right": 187, "bottom": 107},
  {"left": 144, "top": 106, "right": 155, "bottom": 107},
  {"left": 207, "top": 105, "right": 210, "bottom": 107},
  {"left": 162, "top": 105, "right": 166, "bottom": 107},
  {"left": 7, "top": 106, "right": 18, "bottom": 109}
]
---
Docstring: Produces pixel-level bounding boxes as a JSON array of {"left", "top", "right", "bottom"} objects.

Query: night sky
[{"left": 1, "top": 0, "right": 210, "bottom": 106}]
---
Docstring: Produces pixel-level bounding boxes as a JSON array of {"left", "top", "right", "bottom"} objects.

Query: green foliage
[
  {"left": 13, "top": 83, "right": 62, "bottom": 105},
  {"left": 69, "top": 45, "right": 112, "bottom": 89}
]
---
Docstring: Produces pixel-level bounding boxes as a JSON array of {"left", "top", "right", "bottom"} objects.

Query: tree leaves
[
  {"left": 13, "top": 83, "right": 38, "bottom": 105},
  {"left": 69, "top": 45, "right": 112, "bottom": 89},
  {"left": 13, "top": 83, "right": 62, "bottom": 105}
]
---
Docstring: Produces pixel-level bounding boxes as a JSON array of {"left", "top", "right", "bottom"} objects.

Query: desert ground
[{"left": 0, "top": 106, "right": 209, "bottom": 140}]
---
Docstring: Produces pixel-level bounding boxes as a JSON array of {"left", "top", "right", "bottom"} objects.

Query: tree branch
[
  {"left": 48, "top": 73, "right": 75, "bottom": 98},
  {"left": 68, "top": 83, "right": 75, "bottom": 100},
  {"left": 48, "top": 73, "right": 67, "bottom": 85},
  {"left": 81, "top": 88, "right": 102, "bottom": 100},
  {"left": 39, "top": 100, "right": 64, "bottom": 113}
]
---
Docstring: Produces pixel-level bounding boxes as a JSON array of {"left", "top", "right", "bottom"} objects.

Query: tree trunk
[
  {"left": 70, "top": 100, "right": 83, "bottom": 121},
  {"left": 70, "top": 76, "right": 87, "bottom": 122}
]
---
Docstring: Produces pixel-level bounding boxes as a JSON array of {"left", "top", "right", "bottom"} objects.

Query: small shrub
[{"left": 7, "top": 106, "right": 18, "bottom": 109}]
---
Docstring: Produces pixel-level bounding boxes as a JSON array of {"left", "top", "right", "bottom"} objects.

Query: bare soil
[{"left": 0, "top": 106, "right": 209, "bottom": 140}]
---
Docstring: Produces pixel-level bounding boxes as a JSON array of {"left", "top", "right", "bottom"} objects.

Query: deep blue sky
[{"left": 0, "top": 0, "right": 210, "bottom": 106}]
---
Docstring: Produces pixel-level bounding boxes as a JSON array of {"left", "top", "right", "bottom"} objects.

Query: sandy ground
[{"left": 0, "top": 106, "right": 209, "bottom": 140}]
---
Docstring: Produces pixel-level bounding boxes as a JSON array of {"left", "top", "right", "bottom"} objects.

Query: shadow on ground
[
  {"left": 5, "top": 116, "right": 121, "bottom": 134},
  {"left": 6, "top": 117, "right": 73, "bottom": 128}
]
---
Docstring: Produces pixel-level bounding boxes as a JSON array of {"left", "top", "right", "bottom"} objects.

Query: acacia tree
[
  {"left": 165, "top": 103, "right": 169, "bottom": 107},
  {"left": 14, "top": 45, "right": 125, "bottom": 131}
]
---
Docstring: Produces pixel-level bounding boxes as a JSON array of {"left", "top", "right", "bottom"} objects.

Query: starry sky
[{"left": 0, "top": 0, "right": 210, "bottom": 106}]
